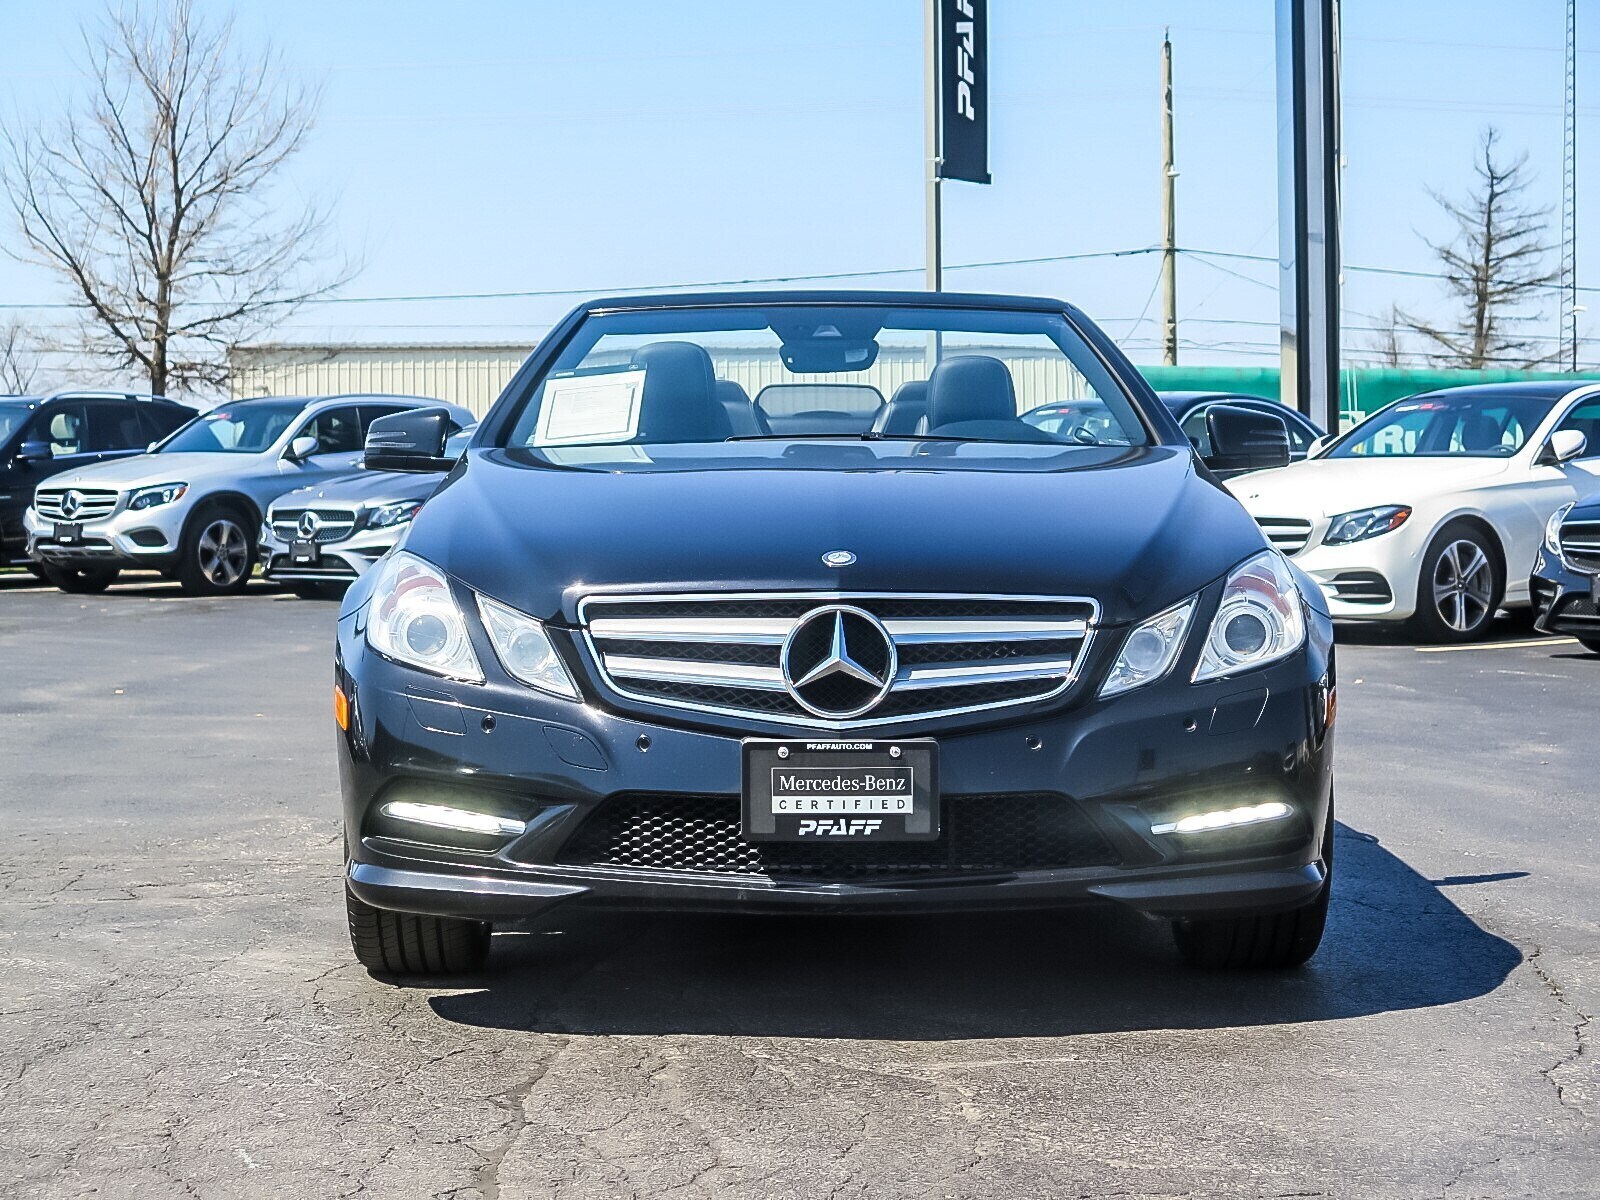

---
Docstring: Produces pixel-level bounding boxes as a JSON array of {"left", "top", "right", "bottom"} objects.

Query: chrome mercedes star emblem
[
  {"left": 821, "top": 549, "right": 856, "bottom": 568},
  {"left": 780, "top": 605, "right": 897, "bottom": 719},
  {"left": 297, "top": 511, "right": 323, "bottom": 539},
  {"left": 61, "top": 490, "right": 83, "bottom": 518}
]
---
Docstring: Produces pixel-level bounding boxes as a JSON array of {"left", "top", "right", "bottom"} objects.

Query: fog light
[
  {"left": 381, "top": 801, "right": 526, "bottom": 837},
  {"left": 1150, "top": 800, "right": 1292, "bottom": 835}
]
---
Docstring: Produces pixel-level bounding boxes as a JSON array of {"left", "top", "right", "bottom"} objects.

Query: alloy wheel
[
  {"left": 1431, "top": 538, "right": 1494, "bottom": 633},
  {"left": 197, "top": 518, "right": 250, "bottom": 588}
]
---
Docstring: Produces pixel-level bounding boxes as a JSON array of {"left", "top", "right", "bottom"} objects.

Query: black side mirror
[
  {"left": 17, "top": 440, "right": 53, "bottom": 463},
  {"left": 1201, "top": 405, "right": 1292, "bottom": 476},
  {"left": 364, "top": 407, "right": 454, "bottom": 472}
]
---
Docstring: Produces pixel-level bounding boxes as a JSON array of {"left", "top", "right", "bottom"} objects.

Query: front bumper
[
  {"left": 259, "top": 521, "right": 395, "bottom": 583},
  {"left": 24, "top": 500, "right": 189, "bottom": 568},
  {"left": 337, "top": 601, "right": 1337, "bottom": 924},
  {"left": 1531, "top": 547, "right": 1600, "bottom": 641},
  {"left": 1263, "top": 515, "right": 1425, "bottom": 622}
]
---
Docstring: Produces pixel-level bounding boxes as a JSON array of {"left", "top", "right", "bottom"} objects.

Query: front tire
[
  {"left": 345, "top": 886, "right": 490, "bottom": 977},
  {"left": 177, "top": 503, "right": 255, "bottom": 595},
  {"left": 1172, "top": 804, "right": 1333, "bottom": 970},
  {"left": 41, "top": 564, "right": 121, "bottom": 594},
  {"left": 1406, "top": 521, "right": 1503, "bottom": 643}
]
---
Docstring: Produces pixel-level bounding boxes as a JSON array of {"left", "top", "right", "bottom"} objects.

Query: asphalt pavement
[{"left": 0, "top": 573, "right": 1595, "bottom": 1198}]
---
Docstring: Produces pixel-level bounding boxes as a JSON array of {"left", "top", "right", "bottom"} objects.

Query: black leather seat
[
  {"left": 630, "top": 342, "right": 734, "bottom": 443},
  {"left": 715, "top": 380, "right": 770, "bottom": 437},
  {"left": 925, "top": 356, "right": 1056, "bottom": 442},
  {"left": 872, "top": 381, "right": 929, "bottom": 435}
]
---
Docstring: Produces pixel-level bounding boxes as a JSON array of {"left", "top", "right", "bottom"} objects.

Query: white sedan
[{"left": 1229, "top": 382, "right": 1600, "bottom": 641}]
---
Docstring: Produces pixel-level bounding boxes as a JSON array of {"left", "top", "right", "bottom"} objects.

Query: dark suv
[
  {"left": 335, "top": 292, "right": 1335, "bottom": 978},
  {"left": 0, "top": 391, "right": 193, "bottom": 570}
]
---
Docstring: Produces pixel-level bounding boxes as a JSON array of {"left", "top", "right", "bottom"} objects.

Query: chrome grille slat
[
  {"left": 1561, "top": 520, "right": 1600, "bottom": 570},
  {"left": 580, "top": 591, "right": 1097, "bottom": 729},
  {"left": 35, "top": 488, "right": 120, "bottom": 521},
  {"left": 1254, "top": 516, "right": 1313, "bottom": 556},
  {"left": 269, "top": 507, "right": 359, "bottom": 545}
]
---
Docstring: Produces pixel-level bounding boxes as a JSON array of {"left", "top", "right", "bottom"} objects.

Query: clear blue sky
[{"left": 1, "top": 0, "right": 1592, "bottom": 373}]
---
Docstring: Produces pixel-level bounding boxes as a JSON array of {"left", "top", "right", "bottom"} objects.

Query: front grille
[
  {"left": 1552, "top": 593, "right": 1600, "bottom": 624},
  {"left": 557, "top": 792, "right": 1120, "bottom": 878},
  {"left": 35, "top": 488, "right": 119, "bottom": 521},
  {"left": 269, "top": 507, "right": 358, "bottom": 544},
  {"left": 1560, "top": 519, "right": 1600, "bottom": 572},
  {"left": 1255, "top": 517, "right": 1313, "bottom": 556},
  {"left": 1326, "top": 571, "right": 1392, "bottom": 604},
  {"left": 580, "top": 591, "right": 1097, "bottom": 728}
]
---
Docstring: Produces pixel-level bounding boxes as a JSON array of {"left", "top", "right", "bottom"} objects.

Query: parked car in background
[
  {"left": 261, "top": 423, "right": 474, "bottom": 597},
  {"left": 1231, "top": 382, "right": 1600, "bottom": 641},
  {"left": 25, "top": 394, "right": 471, "bottom": 595},
  {"left": 1531, "top": 490, "right": 1600, "bottom": 653},
  {"left": 1, "top": 391, "right": 193, "bottom": 575},
  {"left": 1159, "top": 392, "right": 1325, "bottom": 465},
  {"left": 336, "top": 291, "right": 1335, "bottom": 979}
]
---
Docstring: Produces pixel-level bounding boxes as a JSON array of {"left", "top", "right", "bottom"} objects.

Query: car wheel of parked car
[
  {"left": 1171, "top": 803, "right": 1333, "bottom": 970},
  {"left": 345, "top": 885, "right": 490, "bottom": 977},
  {"left": 177, "top": 503, "right": 256, "bottom": 595},
  {"left": 1407, "top": 522, "right": 1503, "bottom": 643},
  {"left": 41, "top": 564, "right": 122, "bottom": 594}
]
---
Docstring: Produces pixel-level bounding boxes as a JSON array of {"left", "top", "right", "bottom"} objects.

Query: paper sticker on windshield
[{"left": 534, "top": 368, "right": 646, "bottom": 446}]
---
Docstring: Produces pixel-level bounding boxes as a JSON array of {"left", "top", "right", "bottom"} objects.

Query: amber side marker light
[{"left": 334, "top": 685, "right": 350, "bottom": 731}]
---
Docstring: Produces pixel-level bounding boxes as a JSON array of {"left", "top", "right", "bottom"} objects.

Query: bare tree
[
  {"left": 0, "top": 319, "right": 42, "bottom": 394},
  {"left": 1364, "top": 305, "right": 1412, "bottom": 368},
  {"left": 1, "top": 1, "right": 352, "bottom": 395},
  {"left": 1399, "top": 128, "right": 1559, "bottom": 369}
]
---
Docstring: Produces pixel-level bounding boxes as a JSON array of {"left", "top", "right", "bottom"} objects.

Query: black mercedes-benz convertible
[{"left": 333, "top": 291, "right": 1335, "bottom": 976}]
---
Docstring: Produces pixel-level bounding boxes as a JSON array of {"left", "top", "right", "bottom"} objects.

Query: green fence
[{"left": 1137, "top": 365, "right": 1600, "bottom": 429}]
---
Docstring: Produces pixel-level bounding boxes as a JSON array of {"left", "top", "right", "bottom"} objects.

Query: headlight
[
  {"left": 1100, "top": 598, "right": 1196, "bottom": 697},
  {"left": 368, "top": 500, "right": 422, "bottom": 529},
  {"left": 476, "top": 594, "right": 580, "bottom": 699},
  {"left": 1193, "top": 551, "right": 1306, "bottom": 682},
  {"left": 366, "top": 551, "right": 483, "bottom": 682},
  {"left": 128, "top": 482, "right": 187, "bottom": 510},
  {"left": 1324, "top": 505, "right": 1411, "bottom": 545},
  {"left": 1545, "top": 502, "right": 1574, "bottom": 559}
]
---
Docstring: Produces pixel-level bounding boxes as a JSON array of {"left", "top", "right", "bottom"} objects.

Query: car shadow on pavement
[{"left": 425, "top": 822, "right": 1523, "bottom": 1039}]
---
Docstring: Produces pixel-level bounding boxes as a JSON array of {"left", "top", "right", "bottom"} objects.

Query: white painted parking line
[{"left": 1414, "top": 637, "right": 1578, "bottom": 653}]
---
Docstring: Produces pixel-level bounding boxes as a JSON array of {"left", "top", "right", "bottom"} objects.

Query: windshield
[
  {"left": 1328, "top": 393, "right": 1557, "bottom": 459},
  {"left": 160, "top": 400, "right": 303, "bottom": 454},
  {"left": 0, "top": 403, "right": 30, "bottom": 445},
  {"left": 504, "top": 304, "right": 1147, "bottom": 450}
]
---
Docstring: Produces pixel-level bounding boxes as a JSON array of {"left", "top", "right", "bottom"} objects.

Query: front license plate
[
  {"left": 53, "top": 522, "right": 82, "bottom": 544},
  {"left": 741, "top": 739, "right": 939, "bottom": 842},
  {"left": 290, "top": 539, "right": 320, "bottom": 565}
]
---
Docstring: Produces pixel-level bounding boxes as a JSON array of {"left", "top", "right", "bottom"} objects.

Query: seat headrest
[
  {"left": 926, "top": 356, "right": 1016, "bottom": 430},
  {"left": 1457, "top": 412, "right": 1503, "bottom": 452},
  {"left": 715, "top": 379, "right": 767, "bottom": 437},
  {"left": 631, "top": 342, "right": 732, "bottom": 443},
  {"left": 873, "top": 380, "right": 929, "bottom": 434}
]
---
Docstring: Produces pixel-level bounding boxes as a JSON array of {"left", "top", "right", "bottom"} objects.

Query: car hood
[
  {"left": 40, "top": 451, "right": 271, "bottom": 491},
  {"left": 402, "top": 443, "right": 1269, "bottom": 626},
  {"left": 1227, "top": 456, "right": 1511, "bottom": 518},
  {"left": 270, "top": 467, "right": 444, "bottom": 513}
]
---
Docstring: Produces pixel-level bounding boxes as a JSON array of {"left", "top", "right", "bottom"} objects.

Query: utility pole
[
  {"left": 925, "top": 0, "right": 942, "bottom": 294},
  {"left": 1160, "top": 29, "right": 1178, "bottom": 366},
  {"left": 1562, "top": 0, "right": 1578, "bottom": 370}
]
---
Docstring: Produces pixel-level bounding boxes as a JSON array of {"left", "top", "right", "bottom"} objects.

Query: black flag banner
[{"left": 937, "top": 0, "right": 990, "bottom": 184}]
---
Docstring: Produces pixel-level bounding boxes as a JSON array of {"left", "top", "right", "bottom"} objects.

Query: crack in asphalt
[
  {"left": 1527, "top": 945, "right": 1594, "bottom": 1119},
  {"left": 474, "top": 1038, "right": 569, "bottom": 1200}
]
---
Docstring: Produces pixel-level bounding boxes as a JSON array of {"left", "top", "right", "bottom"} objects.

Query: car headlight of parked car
[
  {"left": 127, "top": 482, "right": 188, "bottom": 510},
  {"left": 1100, "top": 599, "right": 1196, "bottom": 697},
  {"left": 1545, "top": 502, "right": 1574, "bottom": 560},
  {"left": 368, "top": 500, "right": 423, "bottom": 529},
  {"left": 1193, "top": 551, "right": 1306, "bottom": 682},
  {"left": 1323, "top": 504, "right": 1411, "bottom": 545},
  {"left": 366, "top": 552, "right": 483, "bottom": 682},
  {"left": 476, "top": 594, "right": 579, "bottom": 699}
]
